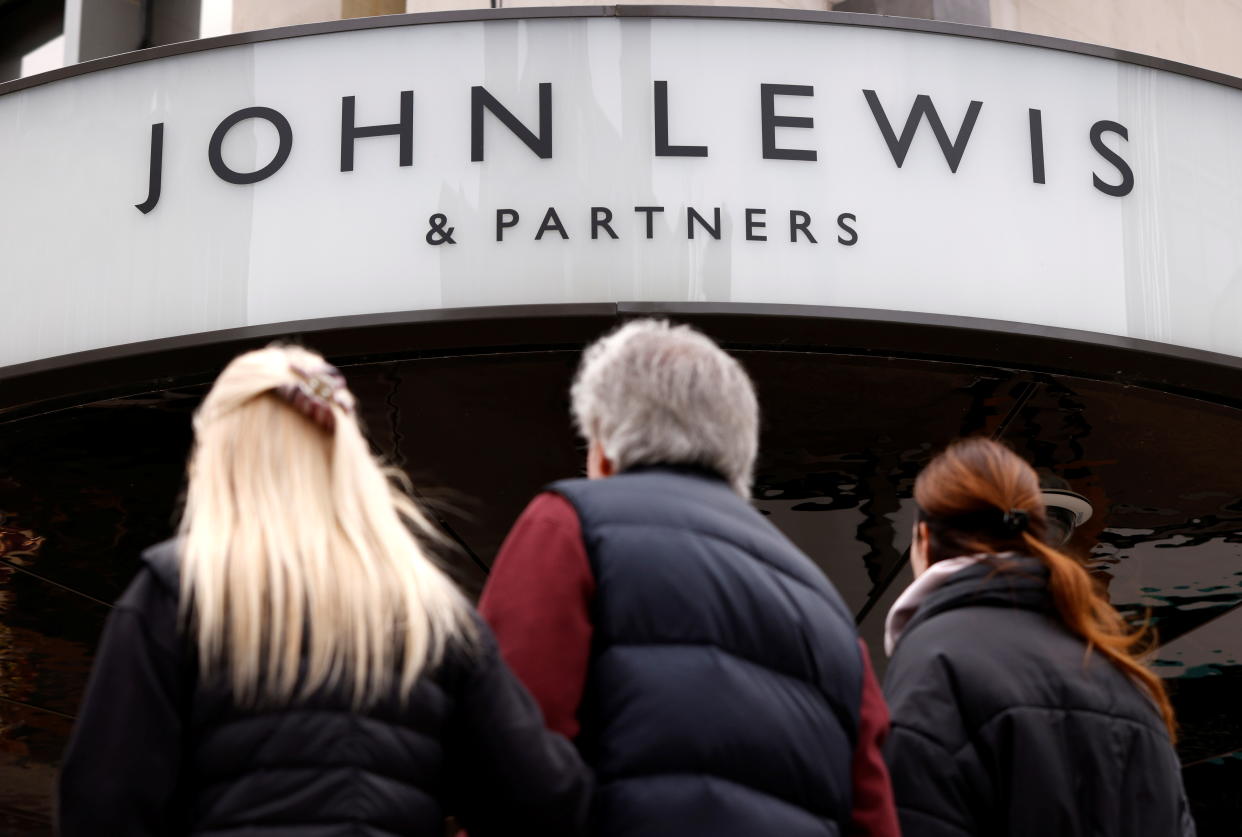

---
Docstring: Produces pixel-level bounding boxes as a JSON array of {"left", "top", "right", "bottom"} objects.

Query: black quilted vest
[
  {"left": 140, "top": 542, "right": 465, "bottom": 835},
  {"left": 551, "top": 466, "right": 863, "bottom": 837}
]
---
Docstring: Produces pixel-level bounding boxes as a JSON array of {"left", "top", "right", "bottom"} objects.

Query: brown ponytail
[{"left": 915, "top": 438, "right": 1177, "bottom": 741}]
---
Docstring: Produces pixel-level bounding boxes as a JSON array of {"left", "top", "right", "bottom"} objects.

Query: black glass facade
[{"left": 1, "top": 313, "right": 1239, "bottom": 833}]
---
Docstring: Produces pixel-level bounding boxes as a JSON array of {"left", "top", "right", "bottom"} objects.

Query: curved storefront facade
[{"left": 2, "top": 7, "right": 1241, "bottom": 832}]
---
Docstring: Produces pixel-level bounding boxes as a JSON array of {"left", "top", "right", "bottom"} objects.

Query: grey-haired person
[{"left": 479, "top": 319, "right": 900, "bottom": 837}]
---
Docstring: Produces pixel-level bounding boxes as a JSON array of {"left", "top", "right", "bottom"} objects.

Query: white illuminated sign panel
[{"left": 2, "top": 15, "right": 1242, "bottom": 368}]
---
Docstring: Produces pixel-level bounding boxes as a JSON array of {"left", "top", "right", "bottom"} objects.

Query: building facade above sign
[{"left": 3, "top": 9, "right": 1242, "bottom": 369}]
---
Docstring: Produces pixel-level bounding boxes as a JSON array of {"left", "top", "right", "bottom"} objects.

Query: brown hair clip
[{"left": 273, "top": 361, "right": 355, "bottom": 432}]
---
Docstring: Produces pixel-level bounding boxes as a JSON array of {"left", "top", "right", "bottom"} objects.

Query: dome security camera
[{"left": 1040, "top": 488, "right": 1093, "bottom": 547}]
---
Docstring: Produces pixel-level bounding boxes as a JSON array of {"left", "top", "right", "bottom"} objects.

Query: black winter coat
[
  {"left": 552, "top": 466, "right": 866, "bottom": 837},
  {"left": 58, "top": 541, "right": 592, "bottom": 837},
  {"left": 883, "top": 556, "right": 1195, "bottom": 837}
]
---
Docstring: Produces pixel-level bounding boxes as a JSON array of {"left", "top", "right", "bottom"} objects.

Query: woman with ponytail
[
  {"left": 58, "top": 346, "right": 591, "bottom": 836},
  {"left": 883, "top": 437, "right": 1194, "bottom": 837}
]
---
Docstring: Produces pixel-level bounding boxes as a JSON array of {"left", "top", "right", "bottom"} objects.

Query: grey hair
[{"left": 570, "top": 319, "right": 759, "bottom": 497}]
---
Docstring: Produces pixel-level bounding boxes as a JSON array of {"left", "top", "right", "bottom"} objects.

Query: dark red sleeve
[
  {"left": 849, "top": 639, "right": 901, "bottom": 837},
  {"left": 479, "top": 491, "right": 595, "bottom": 740}
]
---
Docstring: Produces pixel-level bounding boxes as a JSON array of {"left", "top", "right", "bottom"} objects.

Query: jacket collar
[
  {"left": 886, "top": 554, "right": 1051, "bottom": 655},
  {"left": 620, "top": 462, "right": 731, "bottom": 485},
  {"left": 884, "top": 555, "right": 988, "bottom": 655},
  {"left": 140, "top": 538, "right": 183, "bottom": 593}
]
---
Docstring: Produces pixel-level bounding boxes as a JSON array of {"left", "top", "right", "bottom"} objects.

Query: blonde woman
[{"left": 58, "top": 346, "right": 591, "bottom": 836}]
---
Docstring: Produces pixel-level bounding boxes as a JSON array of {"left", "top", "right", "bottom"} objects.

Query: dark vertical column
[
  {"left": 0, "top": 0, "right": 65, "bottom": 83},
  {"left": 64, "top": 0, "right": 202, "bottom": 64}
]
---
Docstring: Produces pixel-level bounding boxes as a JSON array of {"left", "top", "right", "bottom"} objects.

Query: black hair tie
[
  {"left": 918, "top": 506, "right": 1032, "bottom": 537},
  {"left": 1001, "top": 508, "right": 1030, "bottom": 535}
]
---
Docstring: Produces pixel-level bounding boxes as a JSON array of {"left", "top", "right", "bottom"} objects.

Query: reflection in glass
[{"left": 1, "top": 351, "right": 1240, "bottom": 832}]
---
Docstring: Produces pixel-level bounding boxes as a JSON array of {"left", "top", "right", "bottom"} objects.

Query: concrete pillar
[
  {"left": 343, "top": 0, "right": 406, "bottom": 16},
  {"left": 150, "top": 0, "right": 203, "bottom": 46},
  {"left": 233, "top": 0, "right": 402, "bottom": 33},
  {"left": 834, "top": 0, "right": 990, "bottom": 25},
  {"left": 63, "top": 0, "right": 201, "bottom": 65},
  {"left": 989, "top": 0, "right": 1242, "bottom": 79},
  {"left": 406, "top": 0, "right": 838, "bottom": 10},
  {"left": 63, "top": 0, "right": 144, "bottom": 64},
  {"left": 406, "top": 0, "right": 485, "bottom": 10}
]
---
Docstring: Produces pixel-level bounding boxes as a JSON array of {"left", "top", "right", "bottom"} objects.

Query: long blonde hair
[{"left": 179, "top": 345, "right": 475, "bottom": 707}]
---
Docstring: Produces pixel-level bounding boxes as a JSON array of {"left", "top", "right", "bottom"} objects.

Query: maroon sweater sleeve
[
  {"left": 479, "top": 491, "right": 595, "bottom": 740},
  {"left": 849, "top": 639, "right": 901, "bottom": 837}
]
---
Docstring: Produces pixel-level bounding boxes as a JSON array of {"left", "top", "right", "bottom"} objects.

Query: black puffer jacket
[
  {"left": 883, "top": 556, "right": 1195, "bottom": 837},
  {"left": 58, "top": 541, "right": 591, "bottom": 837}
]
